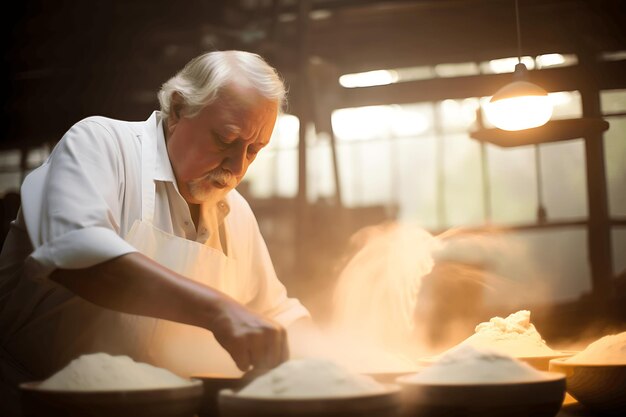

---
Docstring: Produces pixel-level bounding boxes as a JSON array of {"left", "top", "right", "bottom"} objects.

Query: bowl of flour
[
  {"left": 399, "top": 344, "right": 565, "bottom": 417},
  {"left": 549, "top": 331, "right": 626, "bottom": 415},
  {"left": 218, "top": 358, "right": 402, "bottom": 417},
  {"left": 420, "top": 310, "right": 575, "bottom": 371},
  {"left": 19, "top": 352, "right": 203, "bottom": 417}
]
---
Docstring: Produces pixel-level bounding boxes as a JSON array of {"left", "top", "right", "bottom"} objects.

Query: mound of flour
[
  {"left": 566, "top": 331, "right": 626, "bottom": 364},
  {"left": 39, "top": 353, "right": 193, "bottom": 391},
  {"left": 406, "top": 344, "right": 550, "bottom": 384},
  {"left": 236, "top": 358, "right": 386, "bottom": 398},
  {"left": 457, "top": 310, "right": 555, "bottom": 357}
]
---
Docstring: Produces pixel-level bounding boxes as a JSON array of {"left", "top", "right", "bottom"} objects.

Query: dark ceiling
[{"left": 2, "top": 0, "right": 625, "bottom": 149}]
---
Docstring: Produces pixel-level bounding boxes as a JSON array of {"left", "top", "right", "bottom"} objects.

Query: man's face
[{"left": 166, "top": 83, "right": 278, "bottom": 205}]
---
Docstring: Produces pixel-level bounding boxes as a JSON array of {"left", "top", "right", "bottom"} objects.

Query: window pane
[
  {"left": 332, "top": 104, "right": 433, "bottom": 142},
  {"left": 337, "top": 140, "right": 393, "bottom": 207},
  {"left": 245, "top": 148, "right": 298, "bottom": 199},
  {"left": 488, "top": 146, "right": 537, "bottom": 224},
  {"left": 434, "top": 62, "right": 479, "bottom": 78},
  {"left": 268, "top": 114, "right": 299, "bottom": 150},
  {"left": 443, "top": 133, "right": 484, "bottom": 227},
  {"left": 540, "top": 141, "right": 587, "bottom": 219},
  {"left": 438, "top": 98, "right": 480, "bottom": 133},
  {"left": 307, "top": 141, "right": 336, "bottom": 201},
  {"left": 339, "top": 70, "right": 398, "bottom": 88},
  {"left": 273, "top": 149, "right": 298, "bottom": 198},
  {"left": 535, "top": 53, "right": 578, "bottom": 69},
  {"left": 393, "top": 136, "right": 437, "bottom": 228},
  {"left": 395, "top": 66, "right": 436, "bottom": 82},
  {"left": 244, "top": 150, "right": 276, "bottom": 199},
  {"left": 601, "top": 89, "right": 626, "bottom": 114},
  {"left": 549, "top": 91, "right": 582, "bottom": 119}
]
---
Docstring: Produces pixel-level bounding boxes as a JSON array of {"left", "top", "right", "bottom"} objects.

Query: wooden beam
[{"left": 335, "top": 60, "right": 626, "bottom": 108}]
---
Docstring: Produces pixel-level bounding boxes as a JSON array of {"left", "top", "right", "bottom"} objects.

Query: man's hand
[{"left": 208, "top": 297, "right": 289, "bottom": 371}]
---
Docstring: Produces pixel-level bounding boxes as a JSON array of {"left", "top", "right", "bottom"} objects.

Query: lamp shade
[{"left": 486, "top": 64, "right": 553, "bottom": 131}]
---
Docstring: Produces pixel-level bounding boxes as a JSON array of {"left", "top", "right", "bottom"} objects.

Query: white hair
[{"left": 157, "top": 50, "right": 286, "bottom": 120}]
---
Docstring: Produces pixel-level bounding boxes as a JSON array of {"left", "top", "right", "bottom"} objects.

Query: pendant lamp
[{"left": 485, "top": 0, "right": 553, "bottom": 131}]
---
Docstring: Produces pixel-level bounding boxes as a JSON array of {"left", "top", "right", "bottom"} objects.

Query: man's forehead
[{"left": 214, "top": 92, "right": 277, "bottom": 124}]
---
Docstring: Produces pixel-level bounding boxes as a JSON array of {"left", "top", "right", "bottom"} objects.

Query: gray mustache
[{"left": 203, "top": 170, "right": 233, "bottom": 186}]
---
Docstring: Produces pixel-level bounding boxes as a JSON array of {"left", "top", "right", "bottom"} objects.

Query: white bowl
[{"left": 396, "top": 373, "right": 565, "bottom": 417}]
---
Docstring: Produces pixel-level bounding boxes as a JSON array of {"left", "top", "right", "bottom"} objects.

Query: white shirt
[{"left": 0, "top": 112, "right": 309, "bottom": 338}]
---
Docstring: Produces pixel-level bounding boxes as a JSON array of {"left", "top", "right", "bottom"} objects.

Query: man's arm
[{"left": 50, "top": 252, "right": 288, "bottom": 371}]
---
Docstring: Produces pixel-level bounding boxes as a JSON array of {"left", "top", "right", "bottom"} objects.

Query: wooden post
[{"left": 579, "top": 53, "right": 614, "bottom": 300}]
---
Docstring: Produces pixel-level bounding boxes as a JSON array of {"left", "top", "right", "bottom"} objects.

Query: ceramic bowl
[
  {"left": 19, "top": 378, "right": 203, "bottom": 417},
  {"left": 549, "top": 358, "right": 626, "bottom": 415},
  {"left": 396, "top": 372, "right": 565, "bottom": 417},
  {"left": 218, "top": 384, "right": 402, "bottom": 417}
]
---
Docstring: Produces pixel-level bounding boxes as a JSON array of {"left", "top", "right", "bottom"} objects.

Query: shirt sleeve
[
  {"left": 232, "top": 195, "right": 310, "bottom": 327},
  {"left": 23, "top": 119, "right": 138, "bottom": 279},
  {"left": 247, "top": 225, "right": 311, "bottom": 326}
]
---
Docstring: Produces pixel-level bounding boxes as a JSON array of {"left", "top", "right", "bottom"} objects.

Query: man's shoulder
[
  {"left": 60, "top": 114, "right": 154, "bottom": 155},
  {"left": 72, "top": 115, "right": 145, "bottom": 139}
]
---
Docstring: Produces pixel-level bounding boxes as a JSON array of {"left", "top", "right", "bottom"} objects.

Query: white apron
[{"left": 122, "top": 122, "right": 247, "bottom": 377}]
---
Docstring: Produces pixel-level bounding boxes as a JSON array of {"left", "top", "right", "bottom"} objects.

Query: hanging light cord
[{"left": 515, "top": 0, "right": 522, "bottom": 64}]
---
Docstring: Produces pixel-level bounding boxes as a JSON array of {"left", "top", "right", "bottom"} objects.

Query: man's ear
[{"left": 168, "top": 92, "right": 185, "bottom": 133}]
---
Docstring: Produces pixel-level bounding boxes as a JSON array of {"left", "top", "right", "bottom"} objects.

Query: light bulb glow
[{"left": 486, "top": 95, "right": 553, "bottom": 131}]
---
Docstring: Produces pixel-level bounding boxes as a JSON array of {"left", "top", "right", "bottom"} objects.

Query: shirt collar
[{"left": 154, "top": 113, "right": 177, "bottom": 183}]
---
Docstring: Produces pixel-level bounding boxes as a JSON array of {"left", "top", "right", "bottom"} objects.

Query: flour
[
  {"left": 456, "top": 310, "right": 556, "bottom": 357},
  {"left": 39, "top": 353, "right": 193, "bottom": 391},
  {"left": 236, "top": 358, "right": 386, "bottom": 398},
  {"left": 566, "top": 331, "right": 626, "bottom": 364},
  {"left": 405, "top": 344, "right": 550, "bottom": 384}
]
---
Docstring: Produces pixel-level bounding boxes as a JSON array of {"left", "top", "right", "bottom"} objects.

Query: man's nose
[{"left": 223, "top": 146, "right": 246, "bottom": 177}]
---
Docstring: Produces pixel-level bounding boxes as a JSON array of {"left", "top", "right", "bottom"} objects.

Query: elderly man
[{"left": 0, "top": 50, "right": 310, "bottom": 408}]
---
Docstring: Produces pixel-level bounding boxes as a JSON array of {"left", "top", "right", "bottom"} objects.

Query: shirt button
[{"left": 184, "top": 221, "right": 190, "bottom": 226}]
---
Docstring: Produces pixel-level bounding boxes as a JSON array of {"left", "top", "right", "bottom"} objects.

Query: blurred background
[{"left": 1, "top": 0, "right": 625, "bottom": 350}]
